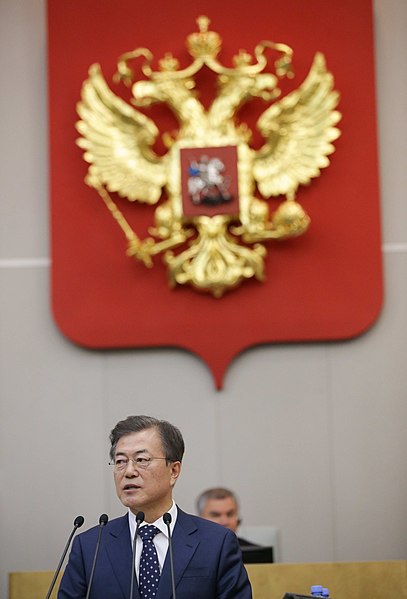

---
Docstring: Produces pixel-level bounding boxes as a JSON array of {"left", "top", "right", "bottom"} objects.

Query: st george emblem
[{"left": 76, "top": 16, "right": 341, "bottom": 297}]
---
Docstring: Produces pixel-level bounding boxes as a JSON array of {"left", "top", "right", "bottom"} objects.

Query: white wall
[{"left": 1, "top": 1, "right": 407, "bottom": 597}]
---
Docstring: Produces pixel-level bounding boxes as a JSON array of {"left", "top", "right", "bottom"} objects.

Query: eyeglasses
[{"left": 109, "top": 456, "right": 168, "bottom": 471}]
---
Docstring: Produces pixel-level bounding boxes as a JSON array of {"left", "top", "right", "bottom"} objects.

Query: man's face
[
  {"left": 200, "top": 496, "right": 240, "bottom": 532},
  {"left": 113, "top": 428, "right": 181, "bottom": 522}
]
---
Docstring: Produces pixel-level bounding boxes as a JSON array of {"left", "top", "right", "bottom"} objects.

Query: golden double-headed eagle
[{"left": 76, "top": 16, "right": 341, "bottom": 297}]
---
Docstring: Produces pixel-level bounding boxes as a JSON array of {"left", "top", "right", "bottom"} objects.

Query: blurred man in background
[{"left": 196, "top": 487, "right": 258, "bottom": 547}]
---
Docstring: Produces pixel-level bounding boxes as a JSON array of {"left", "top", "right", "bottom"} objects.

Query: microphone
[
  {"left": 85, "top": 514, "right": 109, "bottom": 599},
  {"left": 44, "top": 515, "right": 84, "bottom": 599},
  {"left": 163, "top": 513, "right": 177, "bottom": 599},
  {"left": 129, "top": 511, "right": 145, "bottom": 599}
]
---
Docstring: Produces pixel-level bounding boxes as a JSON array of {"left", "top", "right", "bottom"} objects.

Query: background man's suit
[{"left": 58, "top": 508, "right": 252, "bottom": 598}]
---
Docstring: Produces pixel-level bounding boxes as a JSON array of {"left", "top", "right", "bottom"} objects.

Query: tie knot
[{"left": 138, "top": 525, "right": 160, "bottom": 542}]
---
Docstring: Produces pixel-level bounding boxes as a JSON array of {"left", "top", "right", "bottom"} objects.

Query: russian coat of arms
[{"left": 76, "top": 16, "right": 341, "bottom": 297}]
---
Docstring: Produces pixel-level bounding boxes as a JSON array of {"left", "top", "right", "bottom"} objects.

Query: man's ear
[{"left": 170, "top": 461, "right": 181, "bottom": 486}]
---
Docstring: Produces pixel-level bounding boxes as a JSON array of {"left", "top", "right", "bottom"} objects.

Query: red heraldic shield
[{"left": 48, "top": 0, "right": 383, "bottom": 388}]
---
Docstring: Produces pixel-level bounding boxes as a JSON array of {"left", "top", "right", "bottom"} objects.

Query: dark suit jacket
[{"left": 58, "top": 508, "right": 252, "bottom": 599}]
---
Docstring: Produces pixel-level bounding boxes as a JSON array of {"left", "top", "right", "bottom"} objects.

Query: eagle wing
[
  {"left": 253, "top": 52, "right": 341, "bottom": 198},
  {"left": 76, "top": 64, "right": 167, "bottom": 203}
]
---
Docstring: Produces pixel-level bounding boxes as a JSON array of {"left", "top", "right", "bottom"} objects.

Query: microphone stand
[
  {"left": 44, "top": 515, "right": 84, "bottom": 599},
  {"left": 163, "top": 513, "right": 177, "bottom": 599},
  {"left": 129, "top": 511, "right": 145, "bottom": 599},
  {"left": 85, "top": 514, "right": 109, "bottom": 599}
]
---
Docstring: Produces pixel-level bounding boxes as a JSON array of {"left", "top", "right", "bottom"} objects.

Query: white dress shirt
[{"left": 128, "top": 501, "right": 178, "bottom": 577}]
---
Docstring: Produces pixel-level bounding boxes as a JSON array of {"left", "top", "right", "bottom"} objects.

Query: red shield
[{"left": 48, "top": 0, "right": 382, "bottom": 388}]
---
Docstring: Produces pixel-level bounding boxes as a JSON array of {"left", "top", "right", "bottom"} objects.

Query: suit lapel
[
  {"left": 156, "top": 509, "right": 199, "bottom": 599},
  {"left": 104, "top": 514, "right": 140, "bottom": 599}
]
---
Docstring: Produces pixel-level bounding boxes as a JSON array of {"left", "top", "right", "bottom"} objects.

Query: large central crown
[{"left": 186, "top": 15, "right": 222, "bottom": 59}]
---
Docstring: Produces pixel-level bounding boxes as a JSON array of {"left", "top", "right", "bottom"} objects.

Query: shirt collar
[{"left": 128, "top": 501, "right": 178, "bottom": 540}]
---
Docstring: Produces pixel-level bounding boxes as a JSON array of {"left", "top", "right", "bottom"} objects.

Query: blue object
[{"left": 310, "top": 585, "right": 330, "bottom": 597}]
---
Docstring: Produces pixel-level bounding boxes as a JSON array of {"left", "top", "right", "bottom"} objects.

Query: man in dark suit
[
  {"left": 58, "top": 415, "right": 252, "bottom": 598},
  {"left": 196, "top": 487, "right": 258, "bottom": 548}
]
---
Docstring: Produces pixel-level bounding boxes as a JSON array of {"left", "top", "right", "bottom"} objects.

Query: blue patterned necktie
[{"left": 138, "top": 525, "right": 161, "bottom": 598}]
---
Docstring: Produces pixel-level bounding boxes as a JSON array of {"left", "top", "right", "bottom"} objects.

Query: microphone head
[
  {"left": 74, "top": 515, "right": 85, "bottom": 528},
  {"left": 99, "top": 513, "right": 109, "bottom": 526},
  {"left": 136, "top": 511, "right": 145, "bottom": 524},
  {"left": 163, "top": 512, "right": 172, "bottom": 525}
]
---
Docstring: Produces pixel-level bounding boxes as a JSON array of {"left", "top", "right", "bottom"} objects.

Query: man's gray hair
[{"left": 196, "top": 487, "right": 239, "bottom": 515}]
